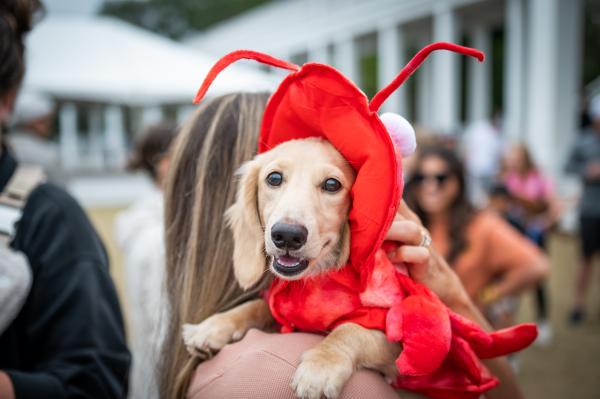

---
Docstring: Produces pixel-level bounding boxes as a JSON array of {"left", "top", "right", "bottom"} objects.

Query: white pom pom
[{"left": 380, "top": 112, "right": 416, "bottom": 157}]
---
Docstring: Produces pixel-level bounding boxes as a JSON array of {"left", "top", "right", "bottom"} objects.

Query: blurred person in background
[
  {"left": 501, "top": 143, "right": 557, "bottom": 344},
  {"left": 115, "top": 122, "right": 177, "bottom": 399},
  {"left": 462, "top": 114, "right": 504, "bottom": 207},
  {"left": 401, "top": 126, "right": 439, "bottom": 179},
  {"left": 7, "top": 89, "right": 62, "bottom": 183},
  {"left": 565, "top": 94, "right": 600, "bottom": 325},
  {"left": 485, "top": 183, "right": 529, "bottom": 337},
  {"left": 487, "top": 183, "right": 525, "bottom": 234},
  {"left": 0, "top": 1, "right": 130, "bottom": 398},
  {"left": 404, "top": 145, "right": 549, "bottom": 322},
  {"left": 159, "top": 93, "right": 525, "bottom": 399}
]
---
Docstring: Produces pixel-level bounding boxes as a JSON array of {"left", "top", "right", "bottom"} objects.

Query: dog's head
[{"left": 226, "top": 138, "right": 355, "bottom": 289}]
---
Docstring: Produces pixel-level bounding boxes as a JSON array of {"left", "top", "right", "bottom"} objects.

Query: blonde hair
[{"left": 159, "top": 92, "right": 271, "bottom": 399}]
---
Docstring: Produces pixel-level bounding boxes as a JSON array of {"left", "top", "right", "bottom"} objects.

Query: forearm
[
  {"left": 0, "top": 372, "right": 15, "bottom": 399},
  {"left": 431, "top": 247, "right": 526, "bottom": 399},
  {"left": 386, "top": 207, "right": 527, "bottom": 398},
  {"left": 451, "top": 296, "right": 525, "bottom": 399},
  {"left": 492, "top": 259, "right": 549, "bottom": 300},
  {"left": 514, "top": 196, "right": 547, "bottom": 214}
]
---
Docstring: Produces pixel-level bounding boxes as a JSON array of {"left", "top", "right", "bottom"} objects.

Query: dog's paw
[
  {"left": 292, "top": 347, "right": 354, "bottom": 399},
  {"left": 181, "top": 315, "right": 246, "bottom": 357}
]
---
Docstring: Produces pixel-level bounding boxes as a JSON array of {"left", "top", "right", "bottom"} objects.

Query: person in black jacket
[{"left": 0, "top": 1, "right": 131, "bottom": 398}]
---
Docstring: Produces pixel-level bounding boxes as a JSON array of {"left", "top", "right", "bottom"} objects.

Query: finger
[
  {"left": 384, "top": 220, "right": 423, "bottom": 245},
  {"left": 397, "top": 200, "right": 422, "bottom": 225},
  {"left": 390, "top": 245, "right": 429, "bottom": 265}
]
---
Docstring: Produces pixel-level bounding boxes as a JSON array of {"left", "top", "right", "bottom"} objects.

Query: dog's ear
[
  {"left": 226, "top": 158, "right": 267, "bottom": 290},
  {"left": 337, "top": 221, "right": 351, "bottom": 265}
]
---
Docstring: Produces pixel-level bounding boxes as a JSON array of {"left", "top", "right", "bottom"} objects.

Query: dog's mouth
[{"left": 273, "top": 254, "right": 310, "bottom": 277}]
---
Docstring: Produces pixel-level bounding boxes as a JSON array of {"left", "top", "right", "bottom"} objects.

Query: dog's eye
[
  {"left": 266, "top": 172, "right": 283, "bottom": 187},
  {"left": 322, "top": 178, "right": 342, "bottom": 193}
]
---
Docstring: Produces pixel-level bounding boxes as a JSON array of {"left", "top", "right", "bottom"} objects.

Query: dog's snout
[{"left": 271, "top": 222, "right": 308, "bottom": 250}]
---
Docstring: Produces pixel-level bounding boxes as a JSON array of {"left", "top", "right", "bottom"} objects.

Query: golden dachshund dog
[{"left": 183, "top": 138, "right": 400, "bottom": 399}]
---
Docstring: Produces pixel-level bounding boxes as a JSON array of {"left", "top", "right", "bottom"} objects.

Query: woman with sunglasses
[
  {"left": 160, "top": 95, "right": 526, "bottom": 399},
  {"left": 405, "top": 145, "right": 549, "bottom": 314}
]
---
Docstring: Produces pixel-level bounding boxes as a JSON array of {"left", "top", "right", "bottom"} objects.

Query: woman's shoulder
[
  {"left": 469, "top": 210, "right": 504, "bottom": 231},
  {"left": 467, "top": 210, "right": 519, "bottom": 242}
]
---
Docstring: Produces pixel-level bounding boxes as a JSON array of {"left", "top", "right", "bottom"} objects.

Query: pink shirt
[{"left": 504, "top": 170, "right": 553, "bottom": 201}]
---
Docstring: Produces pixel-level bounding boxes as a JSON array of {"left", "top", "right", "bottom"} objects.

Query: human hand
[
  {"left": 384, "top": 201, "right": 470, "bottom": 309},
  {"left": 384, "top": 207, "right": 525, "bottom": 399}
]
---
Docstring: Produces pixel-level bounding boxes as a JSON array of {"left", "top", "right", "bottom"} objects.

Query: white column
[
  {"left": 416, "top": 46, "right": 432, "bottom": 127},
  {"left": 59, "top": 103, "right": 78, "bottom": 170},
  {"left": 524, "top": 0, "right": 560, "bottom": 175},
  {"left": 467, "top": 24, "right": 491, "bottom": 124},
  {"left": 88, "top": 106, "right": 104, "bottom": 170},
  {"left": 377, "top": 23, "right": 407, "bottom": 115},
  {"left": 308, "top": 44, "right": 330, "bottom": 64},
  {"left": 504, "top": 0, "right": 525, "bottom": 141},
  {"left": 333, "top": 36, "right": 358, "bottom": 85},
  {"left": 104, "top": 105, "right": 127, "bottom": 170},
  {"left": 432, "top": 2, "right": 459, "bottom": 133}
]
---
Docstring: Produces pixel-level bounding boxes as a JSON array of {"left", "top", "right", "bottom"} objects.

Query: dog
[{"left": 183, "top": 137, "right": 400, "bottom": 399}]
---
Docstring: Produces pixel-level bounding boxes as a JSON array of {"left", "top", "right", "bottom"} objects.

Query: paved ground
[
  {"left": 87, "top": 207, "right": 131, "bottom": 342},
  {"left": 516, "top": 233, "right": 600, "bottom": 399},
  {"left": 88, "top": 208, "right": 600, "bottom": 399}
]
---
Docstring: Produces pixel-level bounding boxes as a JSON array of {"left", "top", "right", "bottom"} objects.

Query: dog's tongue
[{"left": 277, "top": 255, "right": 300, "bottom": 267}]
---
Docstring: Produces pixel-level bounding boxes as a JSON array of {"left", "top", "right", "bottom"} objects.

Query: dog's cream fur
[{"left": 183, "top": 138, "right": 400, "bottom": 399}]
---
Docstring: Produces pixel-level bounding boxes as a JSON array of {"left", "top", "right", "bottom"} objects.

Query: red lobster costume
[{"left": 194, "top": 42, "right": 538, "bottom": 399}]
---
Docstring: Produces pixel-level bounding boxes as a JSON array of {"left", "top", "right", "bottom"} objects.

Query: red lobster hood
[{"left": 194, "top": 42, "right": 484, "bottom": 273}]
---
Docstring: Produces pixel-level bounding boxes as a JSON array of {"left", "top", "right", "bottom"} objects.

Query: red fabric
[
  {"left": 193, "top": 50, "right": 299, "bottom": 104},
  {"left": 193, "top": 42, "right": 536, "bottom": 399},
  {"left": 259, "top": 63, "right": 401, "bottom": 270},
  {"left": 267, "top": 250, "right": 537, "bottom": 398}
]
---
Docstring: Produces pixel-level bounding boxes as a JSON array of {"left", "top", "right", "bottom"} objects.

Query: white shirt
[
  {"left": 463, "top": 120, "right": 503, "bottom": 179},
  {"left": 115, "top": 186, "right": 166, "bottom": 399}
]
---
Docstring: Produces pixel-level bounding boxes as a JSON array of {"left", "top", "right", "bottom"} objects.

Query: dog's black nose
[{"left": 271, "top": 222, "right": 308, "bottom": 250}]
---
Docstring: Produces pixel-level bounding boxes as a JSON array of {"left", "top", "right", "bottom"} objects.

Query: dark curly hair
[
  {"left": 0, "top": 0, "right": 42, "bottom": 97},
  {"left": 405, "top": 145, "right": 475, "bottom": 264}
]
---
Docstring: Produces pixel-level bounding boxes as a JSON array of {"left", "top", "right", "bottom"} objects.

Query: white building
[
  {"left": 23, "top": 12, "right": 275, "bottom": 173},
  {"left": 18, "top": 0, "right": 277, "bottom": 206},
  {"left": 187, "top": 0, "right": 585, "bottom": 178}
]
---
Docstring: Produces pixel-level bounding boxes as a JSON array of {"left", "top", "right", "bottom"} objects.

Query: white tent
[
  {"left": 23, "top": 15, "right": 276, "bottom": 105},
  {"left": 19, "top": 15, "right": 277, "bottom": 174}
]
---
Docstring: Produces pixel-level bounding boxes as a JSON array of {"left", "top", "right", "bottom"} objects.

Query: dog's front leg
[
  {"left": 182, "top": 298, "right": 273, "bottom": 357},
  {"left": 292, "top": 323, "right": 400, "bottom": 399}
]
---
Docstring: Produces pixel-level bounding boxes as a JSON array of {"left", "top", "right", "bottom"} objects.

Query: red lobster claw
[
  {"left": 449, "top": 312, "right": 538, "bottom": 358},
  {"left": 387, "top": 295, "right": 452, "bottom": 376}
]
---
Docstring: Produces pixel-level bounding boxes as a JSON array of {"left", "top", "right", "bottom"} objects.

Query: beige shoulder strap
[{"left": 0, "top": 165, "right": 47, "bottom": 244}]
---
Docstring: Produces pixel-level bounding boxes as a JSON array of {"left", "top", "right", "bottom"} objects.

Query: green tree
[{"left": 101, "top": 0, "right": 272, "bottom": 39}]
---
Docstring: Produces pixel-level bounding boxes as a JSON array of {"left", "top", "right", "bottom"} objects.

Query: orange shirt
[{"left": 429, "top": 210, "right": 543, "bottom": 301}]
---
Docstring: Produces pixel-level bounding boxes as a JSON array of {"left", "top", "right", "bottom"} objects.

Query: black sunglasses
[{"left": 412, "top": 172, "right": 451, "bottom": 186}]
